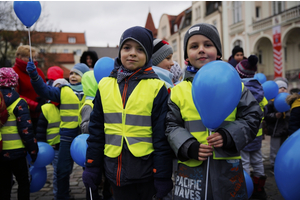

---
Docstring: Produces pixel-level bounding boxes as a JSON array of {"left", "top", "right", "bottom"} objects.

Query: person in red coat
[{"left": 13, "top": 45, "right": 46, "bottom": 134}]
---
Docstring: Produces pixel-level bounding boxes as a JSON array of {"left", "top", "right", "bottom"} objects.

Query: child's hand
[
  {"left": 197, "top": 144, "right": 213, "bottom": 161},
  {"left": 207, "top": 132, "right": 223, "bottom": 148}
]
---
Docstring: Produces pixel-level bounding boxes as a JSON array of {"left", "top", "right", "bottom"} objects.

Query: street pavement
[{"left": 11, "top": 135, "right": 284, "bottom": 200}]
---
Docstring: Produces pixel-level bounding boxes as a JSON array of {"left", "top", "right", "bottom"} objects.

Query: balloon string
[
  {"left": 205, "top": 130, "right": 212, "bottom": 200},
  {"left": 27, "top": 28, "right": 32, "bottom": 61}
]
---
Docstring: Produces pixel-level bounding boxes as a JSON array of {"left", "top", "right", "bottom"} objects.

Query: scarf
[
  {"left": 117, "top": 65, "right": 135, "bottom": 83},
  {"left": 186, "top": 65, "right": 199, "bottom": 73}
]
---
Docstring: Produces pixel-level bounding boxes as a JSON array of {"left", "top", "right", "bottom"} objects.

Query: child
[
  {"left": 152, "top": 38, "right": 175, "bottom": 90},
  {"left": 80, "top": 51, "right": 99, "bottom": 69},
  {"left": 46, "top": 66, "right": 64, "bottom": 87},
  {"left": 26, "top": 62, "right": 90, "bottom": 199},
  {"left": 165, "top": 23, "right": 263, "bottom": 200},
  {"left": 286, "top": 87, "right": 300, "bottom": 135},
  {"left": 228, "top": 46, "right": 247, "bottom": 68},
  {"left": 235, "top": 55, "right": 268, "bottom": 200},
  {"left": 264, "top": 77, "right": 290, "bottom": 174},
  {"left": 35, "top": 78, "right": 68, "bottom": 200},
  {"left": 0, "top": 67, "right": 38, "bottom": 200},
  {"left": 82, "top": 26, "right": 173, "bottom": 200}
]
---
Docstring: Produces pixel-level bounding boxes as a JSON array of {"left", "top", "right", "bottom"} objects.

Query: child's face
[
  {"left": 157, "top": 54, "right": 174, "bottom": 71},
  {"left": 234, "top": 52, "right": 244, "bottom": 62},
  {"left": 186, "top": 35, "right": 218, "bottom": 69},
  {"left": 69, "top": 72, "right": 81, "bottom": 84},
  {"left": 278, "top": 87, "right": 287, "bottom": 94},
  {"left": 120, "top": 40, "right": 146, "bottom": 71}
]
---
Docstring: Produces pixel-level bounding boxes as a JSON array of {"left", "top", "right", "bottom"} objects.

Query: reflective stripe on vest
[
  {"left": 0, "top": 98, "right": 25, "bottom": 150},
  {"left": 171, "top": 81, "right": 244, "bottom": 167},
  {"left": 257, "top": 97, "right": 268, "bottom": 137},
  {"left": 99, "top": 77, "right": 164, "bottom": 158},
  {"left": 60, "top": 86, "right": 85, "bottom": 129},
  {"left": 41, "top": 103, "right": 61, "bottom": 145}
]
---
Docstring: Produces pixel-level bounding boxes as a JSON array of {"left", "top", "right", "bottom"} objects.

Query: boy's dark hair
[
  {"left": 184, "top": 23, "right": 222, "bottom": 60},
  {"left": 232, "top": 46, "right": 244, "bottom": 57}
]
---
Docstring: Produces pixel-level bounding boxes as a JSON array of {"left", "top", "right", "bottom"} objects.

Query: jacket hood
[
  {"left": 242, "top": 78, "right": 264, "bottom": 103},
  {"left": 152, "top": 66, "right": 174, "bottom": 88},
  {"left": 286, "top": 93, "right": 300, "bottom": 106},
  {"left": 81, "top": 71, "right": 98, "bottom": 98},
  {"left": 0, "top": 87, "right": 20, "bottom": 107},
  {"left": 47, "top": 66, "right": 64, "bottom": 80}
]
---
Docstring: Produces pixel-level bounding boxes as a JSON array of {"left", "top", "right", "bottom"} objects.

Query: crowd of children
[{"left": 0, "top": 22, "right": 299, "bottom": 200}]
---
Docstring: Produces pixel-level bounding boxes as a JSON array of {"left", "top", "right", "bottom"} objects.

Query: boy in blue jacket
[
  {"left": 82, "top": 26, "right": 173, "bottom": 200},
  {"left": 0, "top": 67, "right": 38, "bottom": 200},
  {"left": 26, "top": 62, "right": 89, "bottom": 199}
]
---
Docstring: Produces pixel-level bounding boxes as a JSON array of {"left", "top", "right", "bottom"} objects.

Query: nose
[
  {"left": 170, "top": 61, "right": 174, "bottom": 68},
  {"left": 198, "top": 45, "right": 205, "bottom": 53},
  {"left": 129, "top": 48, "right": 137, "bottom": 56}
]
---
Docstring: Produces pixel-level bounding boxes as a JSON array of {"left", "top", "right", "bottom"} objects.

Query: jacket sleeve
[
  {"left": 30, "top": 75, "right": 61, "bottom": 103},
  {"left": 152, "top": 86, "right": 173, "bottom": 179},
  {"left": 80, "top": 105, "right": 93, "bottom": 134},
  {"left": 35, "top": 112, "right": 48, "bottom": 142},
  {"left": 288, "top": 107, "right": 300, "bottom": 135},
  {"left": 14, "top": 99, "right": 38, "bottom": 154},
  {"left": 217, "top": 86, "right": 263, "bottom": 151},
  {"left": 85, "top": 91, "right": 105, "bottom": 168}
]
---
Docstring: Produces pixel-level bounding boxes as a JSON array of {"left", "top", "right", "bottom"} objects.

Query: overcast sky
[{"left": 39, "top": 1, "right": 192, "bottom": 47}]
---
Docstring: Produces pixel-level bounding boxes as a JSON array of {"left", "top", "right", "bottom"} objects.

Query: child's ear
[{"left": 217, "top": 55, "right": 221, "bottom": 59}]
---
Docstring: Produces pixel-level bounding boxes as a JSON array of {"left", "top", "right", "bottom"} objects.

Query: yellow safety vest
[
  {"left": 60, "top": 86, "right": 85, "bottom": 129},
  {"left": 257, "top": 97, "right": 268, "bottom": 137},
  {"left": 41, "top": 103, "right": 61, "bottom": 145},
  {"left": 171, "top": 81, "right": 244, "bottom": 167},
  {"left": 99, "top": 77, "right": 164, "bottom": 158},
  {"left": 0, "top": 98, "right": 25, "bottom": 150}
]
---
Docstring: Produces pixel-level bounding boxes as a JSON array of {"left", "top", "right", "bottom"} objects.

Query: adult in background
[
  {"left": 80, "top": 51, "right": 99, "bottom": 70},
  {"left": 227, "top": 46, "right": 247, "bottom": 68},
  {"left": 13, "top": 45, "right": 46, "bottom": 135}
]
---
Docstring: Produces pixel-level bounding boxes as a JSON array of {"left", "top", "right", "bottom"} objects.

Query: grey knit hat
[
  {"left": 70, "top": 63, "right": 90, "bottom": 77},
  {"left": 274, "top": 77, "right": 288, "bottom": 89},
  {"left": 184, "top": 23, "right": 222, "bottom": 59},
  {"left": 152, "top": 39, "right": 173, "bottom": 66}
]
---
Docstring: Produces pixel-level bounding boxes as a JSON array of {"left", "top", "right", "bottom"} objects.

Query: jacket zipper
[{"left": 116, "top": 69, "right": 141, "bottom": 186}]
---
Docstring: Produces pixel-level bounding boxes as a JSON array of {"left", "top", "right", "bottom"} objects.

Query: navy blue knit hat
[{"left": 118, "top": 26, "right": 153, "bottom": 65}]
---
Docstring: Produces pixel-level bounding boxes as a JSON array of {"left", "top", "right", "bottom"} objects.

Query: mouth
[
  {"left": 198, "top": 57, "right": 207, "bottom": 61},
  {"left": 127, "top": 59, "right": 137, "bottom": 62}
]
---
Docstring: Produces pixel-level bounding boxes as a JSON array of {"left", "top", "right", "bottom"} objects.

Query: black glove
[{"left": 154, "top": 178, "right": 173, "bottom": 199}]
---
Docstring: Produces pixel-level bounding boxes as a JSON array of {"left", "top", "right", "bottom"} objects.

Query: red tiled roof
[
  {"left": 145, "top": 12, "right": 157, "bottom": 38},
  {"left": 31, "top": 31, "right": 86, "bottom": 44}
]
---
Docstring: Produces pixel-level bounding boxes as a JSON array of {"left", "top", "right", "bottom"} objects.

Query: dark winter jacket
[
  {"left": 0, "top": 87, "right": 38, "bottom": 161},
  {"left": 241, "top": 78, "right": 265, "bottom": 152},
  {"left": 86, "top": 58, "right": 173, "bottom": 186},
  {"left": 264, "top": 99, "right": 290, "bottom": 138},
  {"left": 227, "top": 55, "right": 247, "bottom": 68},
  {"left": 286, "top": 93, "right": 300, "bottom": 135},
  {"left": 165, "top": 69, "right": 262, "bottom": 199},
  {"left": 30, "top": 76, "right": 83, "bottom": 142}
]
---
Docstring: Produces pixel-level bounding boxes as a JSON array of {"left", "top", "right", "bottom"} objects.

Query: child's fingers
[{"left": 197, "top": 144, "right": 213, "bottom": 160}]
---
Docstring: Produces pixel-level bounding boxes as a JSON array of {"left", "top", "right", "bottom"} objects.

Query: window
[
  {"left": 174, "top": 24, "right": 178, "bottom": 33},
  {"left": 40, "top": 49, "right": 46, "bottom": 53},
  {"left": 213, "top": 20, "right": 217, "bottom": 27},
  {"left": 51, "top": 49, "right": 57, "bottom": 53},
  {"left": 258, "top": 50, "right": 262, "bottom": 64},
  {"left": 233, "top": 40, "right": 243, "bottom": 48},
  {"left": 76, "top": 49, "right": 82, "bottom": 55},
  {"left": 256, "top": 7, "right": 261, "bottom": 19},
  {"left": 68, "top": 37, "right": 76, "bottom": 43},
  {"left": 273, "top": 1, "right": 285, "bottom": 15},
  {"left": 162, "top": 26, "right": 167, "bottom": 38},
  {"left": 196, "top": 6, "right": 201, "bottom": 19},
  {"left": 63, "top": 49, "right": 68, "bottom": 53},
  {"left": 172, "top": 40, "right": 177, "bottom": 52},
  {"left": 233, "top": 1, "right": 242, "bottom": 24},
  {"left": 45, "top": 37, "right": 53, "bottom": 43}
]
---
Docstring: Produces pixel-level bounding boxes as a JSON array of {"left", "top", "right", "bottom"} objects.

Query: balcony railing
[{"left": 252, "top": 6, "right": 300, "bottom": 32}]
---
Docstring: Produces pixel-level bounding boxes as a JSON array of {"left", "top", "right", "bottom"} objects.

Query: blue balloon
[
  {"left": 274, "top": 92, "right": 290, "bottom": 112},
  {"left": 94, "top": 57, "right": 114, "bottom": 83},
  {"left": 70, "top": 134, "right": 89, "bottom": 167},
  {"left": 192, "top": 61, "right": 242, "bottom": 129},
  {"left": 33, "top": 142, "right": 55, "bottom": 167},
  {"left": 13, "top": 1, "right": 42, "bottom": 27},
  {"left": 29, "top": 166, "right": 47, "bottom": 193},
  {"left": 254, "top": 73, "right": 267, "bottom": 84},
  {"left": 262, "top": 81, "right": 278, "bottom": 100},
  {"left": 275, "top": 129, "right": 300, "bottom": 200},
  {"left": 243, "top": 170, "right": 254, "bottom": 199}
]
